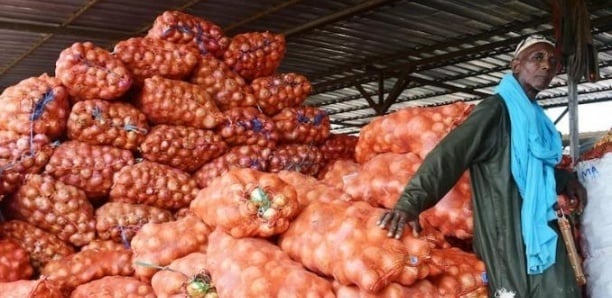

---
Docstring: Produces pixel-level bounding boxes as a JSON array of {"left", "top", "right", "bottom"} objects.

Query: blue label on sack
[
  {"left": 481, "top": 272, "right": 488, "bottom": 284},
  {"left": 410, "top": 256, "right": 418, "bottom": 265},
  {"left": 580, "top": 165, "right": 599, "bottom": 181}
]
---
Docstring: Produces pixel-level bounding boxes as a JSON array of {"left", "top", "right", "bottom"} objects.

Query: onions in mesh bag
[
  {"left": 147, "top": 10, "right": 229, "bottom": 57},
  {"left": 273, "top": 106, "right": 330, "bottom": 144},
  {"left": 109, "top": 161, "right": 200, "bottom": 210},
  {"left": 44, "top": 141, "right": 134, "bottom": 198},
  {"left": 113, "top": 37, "right": 199, "bottom": 83},
  {"left": 0, "top": 279, "right": 63, "bottom": 298},
  {"left": 151, "top": 252, "right": 217, "bottom": 298},
  {"left": 0, "top": 74, "right": 69, "bottom": 138},
  {"left": 139, "top": 125, "right": 228, "bottom": 173},
  {"left": 0, "top": 130, "right": 54, "bottom": 196},
  {"left": 67, "top": 99, "right": 149, "bottom": 150},
  {"left": 0, "top": 220, "right": 74, "bottom": 271},
  {"left": 190, "top": 54, "right": 257, "bottom": 111},
  {"left": 71, "top": 276, "right": 156, "bottom": 298},
  {"left": 193, "top": 144, "right": 272, "bottom": 188},
  {"left": 223, "top": 31, "right": 286, "bottom": 81},
  {"left": 95, "top": 202, "right": 174, "bottom": 244},
  {"left": 190, "top": 168, "right": 299, "bottom": 238},
  {"left": 216, "top": 107, "right": 278, "bottom": 148},
  {"left": 55, "top": 42, "right": 132, "bottom": 101},
  {"left": 268, "top": 143, "right": 324, "bottom": 176},
  {"left": 319, "top": 133, "right": 358, "bottom": 162},
  {"left": 250, "top": 73, "right": 312, "bottom": 116},
  {"left": 136, "top": 76, "right": 223, "bottom": 129},
  {"left": 318, "top": 158, "right": 360, "bottom": 189},
  {"left": 0, "top": 238, "right": 33, "bottom": 282},
  {"left": 8, "top": 174, "right": 96, "bottom": 247}
]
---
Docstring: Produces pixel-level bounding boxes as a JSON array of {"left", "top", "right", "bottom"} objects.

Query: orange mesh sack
[
  {"left": 95, "top": 202, "right": 174, "bottom": 244},
  {"left": 55, "top": 42, "right": 132, "bottom": 101},
  {"left": 356, "top": 102, "right": 474, "bottom": 163},
  {"left": 109, "top": 161, "right": 200, "bottom": 210},
  {"left": 277, "top": 170, "right": 353, "bottom": 209},
  {"left": 190, "top": 168, "right": 299, "bottom": 238},
  {"left": 139, "top": 124, "right": 228, "bottom": 173},
  {"left": 0, "top": 279, "right": 63, "bottom": 298},
  {"left": 0, "top": 238, "right": 33, "bottom": 282},
  {"left": 268, "top": 143, "right": 324, "bottom": 176},
  {"left": 250, "top": 72, "right": 312, "bottom": 116},
  {"left": 71, "top": 276, "right": 156, "bottom": 298},
  {"left": 81, "top": 239, "right": 127, "bottom": 252},
  {"left": 151, "top": 252, "right": 218, "bottom": 298},
  {"left": 427, "top": 248, "right": 488, "bottom": 297},
  {"left": 0, "top": 130, "right": 54, "bottom": 196},
  {"left": 131, "top": 215, "right": 211, "bottom": 281},
  {"left": 223, "top": 31, "right": 286, "bottom": 81},
  {"left": 136, "top": 76, "right": 223, "bottom": 129},
  {"left": 8, "top": 174, "right": 95, "bottom": 247},
  {"left": 419, "top": 173, "right": 474, "bottom": 240},
  {"left": 318, "top": 158, "right": 360, "bottom": 190},
  {"left": 273, "top": 106, "right": 330, "bottom": 144},
  {"left": 319, "top": 133, "right": 358, "bottom": 162},
  {"left": 113, "top": 37, "right": 199, "bottom": 84},
  {"left": 216, "top": 107, "right": 279, "bottom": 148},
  {"left": 206, "top": 229, "right": 335, "bottom": 297},
  {"left": 193, "top": 144, "right": 272, "bottom": 188},
  {"left": 147, "top": 10, "right": 229, "bottom": 58},
  {"left": 343, "top": 152, "right": 422, "bottom": 208},
  {"left": 0, "top": 220, "right": 74, "bottom": 271},
  {"left": 44, "top": 141, "right": 134, "bottom": 198},
  {"left": 333, "top": 280, "right": 439, "bottom": 298},
  {"left": 190, "top": 54, "right": 257, "bottom": 111},
  {"left": 0, "top": 74, "right": 69, "bottom": 138},
  {"left": 279, "top": 200, "right": 432, "bottom": 293},
  {"left": 67, "top": 99, "right": 149, "bottom": 150},
  {"left": 41, "top": 248, "right": 134, "bottom": 294}
]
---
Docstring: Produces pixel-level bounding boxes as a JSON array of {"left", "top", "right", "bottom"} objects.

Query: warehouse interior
[{"left": 0, "top": 0, "right": 610, "bottom": 139}]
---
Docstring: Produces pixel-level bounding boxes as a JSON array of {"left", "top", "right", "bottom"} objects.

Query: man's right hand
[{"left": 377, "top": 209, "right": 420, "bottom": 239}]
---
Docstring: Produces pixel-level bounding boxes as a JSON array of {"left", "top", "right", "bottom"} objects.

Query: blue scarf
[{"left": 495, "top": 73, "right": 562, "bottom": 275}]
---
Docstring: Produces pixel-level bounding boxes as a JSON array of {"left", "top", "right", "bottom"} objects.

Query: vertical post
[{"left": 567, "top": 75, "right": 580, "bottom": 164}]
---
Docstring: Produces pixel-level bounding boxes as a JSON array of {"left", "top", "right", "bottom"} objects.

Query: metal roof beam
[
  {"left": 224, "top": 0, "right": 303, "bottom": 34},
  {"left": 0, "top": 19, "right": 131, "bottom": 40}
]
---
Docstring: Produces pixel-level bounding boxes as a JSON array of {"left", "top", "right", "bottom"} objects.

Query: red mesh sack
[
  {"left": 273, "top": 106, "right": 330, "bottom": 144},
  {"left": 0, "top": 279, "right": 63, "bottom": 298},
  {"left": 427, "top": 248, "right": 488, "bottom": 297},
  {"left": 0, "top": 238, "right": 33, "bottom": 282},
  {"left": 136, "top": 76, "right": 223, "bottom": 129},
  {"left": 109, "top": 161, "right": 199, "bottom": 210},
  {"left": 71, "top": 276, "right": 156, "bottom": 298},
  {"left": 0, "top": 74, "right": 69, "bottom": 138},
  {"left": 151, "top": 252, "right": 218, "bottom": 298},
  {"left": 333, "top": 280, "right": 438, "bottom": 298},
  {"left": 55, "top": 42, "right": 132, "bottom": 101},
  {"left": 0, "top": 220, "right": 74, "bottom": 271},
  {"left": 193, "top": 144, "right": 272, "bottom": 188},
  {"left": 279, "top": 200, "right": 432, "bottom": 293},
  {"left": 250, "top": 72, "right": 311, "bottom": 116},
  {"left": 95, "top": 202, "right": 174, "bottom": 244},
  {"left": 319, "top": 133, "right": 358, "bottom": 162},
  {"left": 147, "top": 10, "right": 229, "bottom": 58},
  {"left": 356, "top": 102, "right": 474, "bottom": 163},
  {"left": 139, "top": 124, "right": 228, "bottom": 173},
  {"left": 8, "top": 174, "right": 95, "bottom": 246},
  {"left": 216, "top": 107, "right": 278, "bottom": 148},
  {"left": 268, "top": 143, "right": 324, "bottom": 176},
  {"left": 190, "top": 54, "right": 257, "bottom": 111},
  {"left": 277, "top": 170, "right": 353, "bottom": 209},
  {"left": 67, "top": 99, "right": 149, "bottom": 150},
  {"left": 81, "top": 239, "right": 127, "bottom": 252},
  {"left": 206, "top": 229, "right": 335, "bottom": 297},
  {"left": 44, "top": 141, "right": 134, "bottom": 198},
  {"left": 113, "top": 37, "right": 199, "bottom": 84},
  {"left": 222, "top": 31, "right": 286, "bottom": 81},
  {"left": 131, "top": 215, "right": 211, "bottom": 282},
  {"left": 318, "top": 158, "right": 360, "bottom": 189},
  {"left": 190, "top": 168, "right": 299, "bottom": 238},
  {"left": 0, "top": 130, "right": 54, "bottom": 196},
  {"left": 41, "top": 248, "right": 134, "bottom": 294}
]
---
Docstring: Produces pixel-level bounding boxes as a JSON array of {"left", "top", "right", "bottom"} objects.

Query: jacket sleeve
[{"left": 394, "top": 97, "right": 505, "bottom": 218}]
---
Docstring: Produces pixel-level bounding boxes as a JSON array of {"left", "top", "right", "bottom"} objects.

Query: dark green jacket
[{"left": 395, "top": 95, "right": 581, "bottom": 298}]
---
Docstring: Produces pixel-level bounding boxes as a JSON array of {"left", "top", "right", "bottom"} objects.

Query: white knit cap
[{"left": 513, "top": 35, "right": 555, "bottom": 57}]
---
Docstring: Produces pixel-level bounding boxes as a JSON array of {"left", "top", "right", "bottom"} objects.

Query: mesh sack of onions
[
  {"left": 277, "top": 170, "right": 353, "bottom": 210},
  {"left": 113, "top": 37, "right": 199, "bottom": 84},
  {"left": 273, "top": 106, "right": 330, "bottom": 144},
  {"left": 147, "top": 10, "right": 229, "bottom": 58},
  {"left": 427, "top": 247, "right": 488, "bottom": 297},
  {"left": 95, "top": 202, "right": 173, "bottom": 245},
  {"left": 222, "top": 31, "right": 286, "bottom": 81},
  {"left": 317, "top": 158, "right": 360, "bottom": 189},
  {"left": 333, "top": 280, "right": 439, "bottom": 298},
  {"left": 216, "top": 107, "right": 278, "bottom": 148},
  {"left": 0, "top": 279, "right": 63, "bottom": 298},
  {"left": 71, "top": 276, "right": 156, "bottom": 298},
  {"left": 268, "top": 143, "right": 324, "bottom": 176},
  {"left": 80, "top": 239, "right": 127, "bottom": 252},
  {"left": 0, "top": 238, "right": 33, "bottom": 282},
  {"left": 55, "top": 42, "right": 132, "bottom": 101},
  {"left": 250, "top": 72, "right": 312, "bottom": 116},
  {"left": 151, "top": 252, "right": 218, "bottom": 298},
  {"left": 319, "top": 133, "right": 358, "bottom": 162},
  {"left": 0, "top": 74, "right": 69, "bottom": 139}
]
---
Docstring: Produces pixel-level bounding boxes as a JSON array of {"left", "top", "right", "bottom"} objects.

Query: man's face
[{"left": 512, "top": 43, "right": 559, "bottom": 95}]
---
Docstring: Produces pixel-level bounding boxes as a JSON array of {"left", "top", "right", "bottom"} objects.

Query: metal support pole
[{"left": 567, "top": 76, "right": 580, "bottom": 163}]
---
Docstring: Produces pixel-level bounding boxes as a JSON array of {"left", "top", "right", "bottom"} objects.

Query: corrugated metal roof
[{"left": 0, "top": 0, "right": 611, "bottom": 135}]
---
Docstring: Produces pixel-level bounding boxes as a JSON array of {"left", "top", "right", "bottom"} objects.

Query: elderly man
[{"left": 378, "top": 35, "right": 586, "bottom": 297}]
